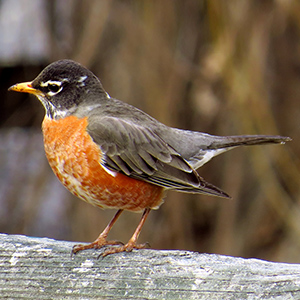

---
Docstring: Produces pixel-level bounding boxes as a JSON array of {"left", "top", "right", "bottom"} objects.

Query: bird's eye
[
  {"left": 40, "top": 80, "right": 65, "bottom": 96},
  {"left": 48, "top": 84, "right": 61, "bottom": 93},
  {"left": 47, "top": 84, "right": 63, "bottom": 96}
]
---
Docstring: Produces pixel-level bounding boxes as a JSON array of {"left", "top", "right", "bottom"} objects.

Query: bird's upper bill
[{"left": 8, "top": 81, "right": 42, "bottom": 96}]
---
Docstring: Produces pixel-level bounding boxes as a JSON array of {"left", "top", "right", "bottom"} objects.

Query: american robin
[{"left": 9, "top": 59, "right": 291, "bottom": 257}]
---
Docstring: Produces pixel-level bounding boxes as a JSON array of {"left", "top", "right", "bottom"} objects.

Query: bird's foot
[
  {"left": 100, "top": 241, "right": 150, "bottom": 257},
  {"left": 72, "top": 236, "right": 123, "bottom": 255}
]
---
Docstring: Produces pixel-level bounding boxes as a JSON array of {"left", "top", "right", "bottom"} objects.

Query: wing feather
[{"left": 86, "top": 115, "right": 229, "bottom": 198}]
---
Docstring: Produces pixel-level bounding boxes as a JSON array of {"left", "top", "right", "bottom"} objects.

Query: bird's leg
[
  {"left": 72, "top": 209, "right": 124, "bottom": 255},
  {"left": 101, "top": 208, "right": 151, "bottom": 257}
]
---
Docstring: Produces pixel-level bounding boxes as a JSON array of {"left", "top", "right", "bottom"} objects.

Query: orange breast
[{"left": 42, "top": 115, "right": 165, "bottom": 212}]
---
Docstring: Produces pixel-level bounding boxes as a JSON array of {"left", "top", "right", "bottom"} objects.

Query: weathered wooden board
[{"left": 0, "top": 233, "right": 299, "bottom": 299}]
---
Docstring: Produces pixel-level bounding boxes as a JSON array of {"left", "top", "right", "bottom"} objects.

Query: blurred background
[{"left": 1, "top": 0, "right": 300, "bottom": 263}]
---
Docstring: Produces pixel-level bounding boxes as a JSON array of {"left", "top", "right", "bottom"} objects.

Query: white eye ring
[
  {"left": 47, "top": 84, "right": 63, "bottom": 96},
  {"left": 40, "top": 80, "right": 63, "bottom": 96}
]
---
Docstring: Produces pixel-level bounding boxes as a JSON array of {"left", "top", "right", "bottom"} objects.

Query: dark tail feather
[
  {"left": 208, "top": 135, "right": 291, "bottom": 150},
  {"left": 176, "top": 173, "right": 232, "bottom": 199}
]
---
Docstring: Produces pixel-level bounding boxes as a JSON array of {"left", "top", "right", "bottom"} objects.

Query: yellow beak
[{"left": 8, "top": 81, "right": 42, "bottom": 96}]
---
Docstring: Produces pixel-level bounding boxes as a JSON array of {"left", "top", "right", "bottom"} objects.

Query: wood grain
[{"left": 1, "top": 233, "right": 299, "bottom": 299}]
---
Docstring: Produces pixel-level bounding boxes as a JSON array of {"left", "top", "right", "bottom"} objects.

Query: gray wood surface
[{"left": 0, "top": 233, "right": 299, "bottom": 299}]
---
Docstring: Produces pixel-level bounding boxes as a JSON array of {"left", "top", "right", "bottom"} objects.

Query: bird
[{"left": 9, "top": 59, "right": 291, "bottom": 257}]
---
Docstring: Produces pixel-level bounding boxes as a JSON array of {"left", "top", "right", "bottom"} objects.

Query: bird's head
[{"left": 9, "top": 59, "right": 108, "bottom": 119}]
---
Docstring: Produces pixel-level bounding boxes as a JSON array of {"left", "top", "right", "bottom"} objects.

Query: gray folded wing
[{"left": 86, "top": 115, "right": 229, "bottom": 198}]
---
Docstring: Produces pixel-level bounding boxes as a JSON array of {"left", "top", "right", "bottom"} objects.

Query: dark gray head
[{"left": 9, "top": 59, "right": 109, "bottom": 119}]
